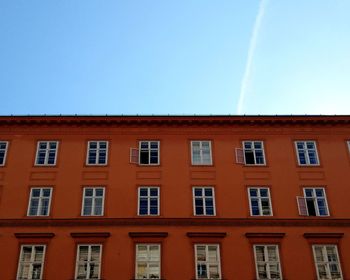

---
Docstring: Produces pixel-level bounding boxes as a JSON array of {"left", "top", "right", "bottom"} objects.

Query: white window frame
[
  {"left": 27, "top": 188, "right": 53, "bottom": 216},
  {"left": 192, "top": 187, "right": 216, "bottom": 216},
  {"left": 242, "top": 140, "right": 266, "bottom": 165},
  {"left": 139, "top": 140, "right": 160, "bottom": 165},
  {"left": 0, "top": 141, "right": 9, "bottom": 166},
  {"left": 297, "top": 187, "right": 330, "bottom": 216},
  {"left": 253, "top": 244, "right": 282, "bottom": 280},
  {"left": 191, "top": 140, "right": 213, "bottom": 165},
  {"left": 16, "top": 244, "right": 46, "bottom": 280},
  {"left": 138, "top": 187, "right": 160, "bottom": 216},
  {"left": 75, "top": 244, "right": 102, "bottom": 280},
  {"left": 81, "top": 187, "right": 105, "bottom": 216},
  {"left": 86, "top": 141, "right": 108, "bottom": 166},
  {"left": 312, "top": 245, "right": 343, "bottom": 280},
  {"left": 248, "top": 187, "right": 273, "bottom": 216},
  {"left": 135, "top": 243, "right": 161, "bottom": 279},
  {"left": 295, "top": 141, "right": 320, "bottom": 166},
  {"left": 35, "top": 141, "right": 59, "bottom": 166},
  {"left": 194, "top": 244, "right": 221, "bottom": 280}
]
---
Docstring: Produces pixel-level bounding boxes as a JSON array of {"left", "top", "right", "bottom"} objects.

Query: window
[
  {"left": 139, "top": 141, "right": 159, "bottom": 165},
  {"left": 0, "top": 141, "right": 9, "bottom": 166},
  {"left": 193, "top": 187, "right": 216, "bottom": 216},
  {"left": 138, "top": 187, "right": 159, "bottom": 216},
  {"left": 254, "top": 245, "right": 282, "bottom": 280},
  {"left": 248, "top": 187, "right": 272, "bottom": 216},
  {"left": 86, "top": 141, "right": 108, "bottom": 165},
  {"left": 75, "top": 245, "right": 102, "bottom": 280},
  {"left": 135, "top": 244, "right": 161, "bottom": 279},
  {"left": 347, "top": 141, "right": 350, "bottom": 154},
  {"left": 295, "top": 141, "right": 319, "bottom": 165},
  {"left": 17, "top": 245, "right": 46, "bottom": 280},
  {"left": 27, "top": 188, "right": 52, "bottom": 216},
  {"left": 191, "top": 141, "right": 212, "bottom": 165},
  {"left": 82, "top": 187, "right": 105, "bottom": 216},
  {"left": 195, "top": 244, "right": 221, "bottom": 279},
  {"left": 312, "top": 245, "right": 343, "bottom": 280},
  {"left": 297, "top": 188, "right": 329, "bottom": 216},
  {"left": 35, "top": 141, "right": 58, "bottom": 166},
  {"left": 242, "top": 141, "right": 266, "bottom": 165}
]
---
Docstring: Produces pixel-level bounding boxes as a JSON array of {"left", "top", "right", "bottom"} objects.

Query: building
[{"left": 0, "top": 115, "right": 349, "bottom": 280}]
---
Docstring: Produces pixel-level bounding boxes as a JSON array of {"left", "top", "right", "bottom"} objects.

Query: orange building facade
[{"left": 0, "top": 115, "right": 349, "bottom": 280}]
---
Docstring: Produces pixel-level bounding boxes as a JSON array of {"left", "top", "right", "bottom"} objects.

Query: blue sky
[{"left": 0, "top": 0, "right": 349, "bottom": 115}]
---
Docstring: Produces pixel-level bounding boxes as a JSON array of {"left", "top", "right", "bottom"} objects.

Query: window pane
[
  {"left": 194, "top": 188, "right": 202, "bottom": 196},
  {"left": 196, "top": 246, "right": 206, "bottom": 261},
  {"left": 208, "top": 246, "right": 218, "bottom": 262},
  {"left": 95, "top": 189, "right": 104, "bottom": 197},
  {"left": 150, "top": 188, "right": 158, "bottom": 196}
]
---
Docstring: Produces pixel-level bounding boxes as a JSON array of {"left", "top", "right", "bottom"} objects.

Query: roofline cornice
[{"left": 0, "top": 115, "right": 349, "bottom": 126}]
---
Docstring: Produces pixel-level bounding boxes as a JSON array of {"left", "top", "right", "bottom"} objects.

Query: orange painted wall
[{"left": 0, "top": 116, "right": 349, "bottom": 280}]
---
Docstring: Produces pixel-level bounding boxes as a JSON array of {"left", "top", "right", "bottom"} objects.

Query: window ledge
[
  {"left": 15, "top": 232, "right": 55, "bottom": 239},
  {"left": 303, "top": 233, "right": 344, "bottom": 239},
  {"left": 129, "top": 232, "right": 168, "bottom": 238},
  {"left": 70, "top": 232, "right": 110, "bottom": 238},
  {"left": 187, "top": 232, "right": 227, "bottom": 238},
  {"left": 245, "top": 233, "right": 285, "bottom": 239}
]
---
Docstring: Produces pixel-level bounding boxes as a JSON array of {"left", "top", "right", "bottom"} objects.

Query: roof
[{"left": 0, "top": 115, "right": 349, "bottom": 126}]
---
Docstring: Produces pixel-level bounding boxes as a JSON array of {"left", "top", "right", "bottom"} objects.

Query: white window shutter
[
  {"left": 235, "top": 148, "right": 244, "bottom": 164},
  {"left": 130, "top": 148, "right": 139, "bottom": 164},
  {"left": 297, "top": 196, "right": 308, "bottom": 216}
]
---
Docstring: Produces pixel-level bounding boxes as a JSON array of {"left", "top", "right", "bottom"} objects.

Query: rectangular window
[
  {"left": 191, "top": 141, "right": 212, "bottom": 165},
  {"left": 347, "top": 141, "right": 350, "bottom": 154},
  {"left": 135, "top": 244, "right": 161, "bottom": 279},
  {"left": 243, "top": 141, "right": 266, "bottom": 165},
  {"left": 27, "top": 188, "right": 52, "bottom": 216},
  {"left": 193, "top": 187, "right": 216, "bottom": 216},
  {"left": 138, "top": 187, "right": 159, "bottom": 216},
  {"left": 82, "top": 187, "right": 105, "bottom": 216},
  {"left": 313, "top": 245, "right": 343, "bottom": 280},
  {"left": 86, "top": 141, "right": 108, "bottom": 165},
  {"left": 139, "top": 141, "right": 159, "bottom": 165},
  {"left": 295, "top": 141, "right": 319, "bottom": 165},
  {"left": 17, "top": 245, "right": 46, "bottom": 280},
  {"left": 195, "top": 244, "right": 221, "bottom": 279},
  {"left": 75, "top": 245, "right": 102, "bottom": 280},
  {"left": 35, "top": 141, "right": 58, "bottom": 166},
  {"left": 248, "top": 187, "right": 273, "bottom": 216},
  {"left": 297, "top": 188, "right": 329, "bottom": 216},
  {"left": 0, "top": 141, "right": 9, "bottom": 166},
  {"left": 254, "top": 245, "right": 282, "bottom": 280}
]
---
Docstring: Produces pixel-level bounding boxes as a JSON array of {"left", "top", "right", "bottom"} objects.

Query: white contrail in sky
[{"left": 237, "top": 0, "right": 269, "bottom": 114}]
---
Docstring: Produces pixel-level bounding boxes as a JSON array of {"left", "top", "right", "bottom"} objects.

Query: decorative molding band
[
  {"left": 245, "top": 233, "right": 285, "bottom": 239},
  {"left": 303, "top": 233, "right": 344, "bottom": 239},
  {"left": 1, "top": 115, "right": 350, "bottom": 127},
  {"left": 2, "top": 218, "right": 350, "bottom": 227},
  {"left": 129, "top": 232, "right": 168, "bottom": 238},
  {"left": 187, "top": 232, "right": 227, "bottom": 238},
  {"left": 70, "top": 232, "right": 110, "bottom": 238},
  {"left": 14, "top": 232, "right": 55, "bottom": 239}
]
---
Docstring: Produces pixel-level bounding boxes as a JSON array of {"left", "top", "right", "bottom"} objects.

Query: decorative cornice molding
[
  {"left": 129, "top": 232, "right": 168, "bottom": 238},
  {"left": 187, "top": 232, "right": 227, "bottom": 238},
  {"left": 70, "top": 232, "right": 110, "bottom": 238},
  {"left": 14, "top": 232, "right": 55, "bottom": 239},
  {"left": 245, "top": 233, "right": 285, "bottom": 239},
  {"left": 303, "top": 233, "right": 344, "bottom": 239},
  {"left": 2, "top": 218, "right": 350, "bottom": 227},
  {"left": 0, "top": 115, "right": 349, "bottom": 127}
]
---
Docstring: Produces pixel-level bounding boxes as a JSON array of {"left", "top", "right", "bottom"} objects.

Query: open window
[
  {"left": 130, "top": 141, "right": 159, "bottom": 165},
  {"left": 235, "top": 141, "right": 266, "bottom": 165},
  {"left": 297, "top": 188, "right": 329, "bottom": 216}
]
